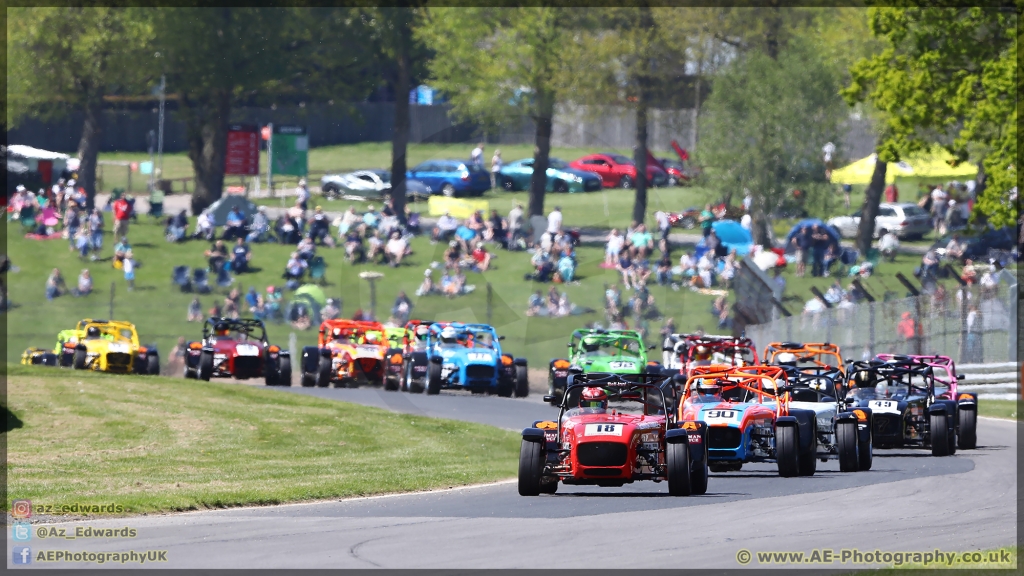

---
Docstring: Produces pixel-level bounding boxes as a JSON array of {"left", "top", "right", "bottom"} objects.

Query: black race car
[{"left": 844, "top": 358, "right": 968, "bottom": 456}]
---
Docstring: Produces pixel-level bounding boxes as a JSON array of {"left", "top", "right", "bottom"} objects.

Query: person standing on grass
[
  {"left": 508, "top": 203, "right": 524, "bottom": 248},
  {"left": 547, "top": 206, "right": 563, "bottom": 235},
  {"left": 297, "top": 179, "right": 311, "bottom": 211},
  {"left": 88, "top": 208, "right": 104, "bottom": 260},
  {"left": 490, "top": 149, "right": 503, "bottom": 190},
  {"left": 699, "top": 204, "right": 715, "bottom": 238},
  {"left": 112, "top": 194, "right": 131, "bottom": 242},
  {"left": 123, "top": 249, "right": 136, "bottom": 291},
  {"left": 471, "top": 142, "right": 485, "bottom": 168}
]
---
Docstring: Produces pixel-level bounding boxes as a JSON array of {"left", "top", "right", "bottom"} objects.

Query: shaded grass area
[
  {"left": 979, "top": 400, "right": 1019, "bottom": 420},
  {"left": 3, "top": 364, "right": 520, "bottom": 515}
]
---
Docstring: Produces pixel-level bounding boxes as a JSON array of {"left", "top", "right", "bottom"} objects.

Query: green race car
[{"left": 546, "top": 329, "right": 662, "bottom": 406}]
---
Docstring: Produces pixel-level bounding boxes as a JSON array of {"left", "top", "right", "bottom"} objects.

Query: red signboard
[{"left": 225, "top": 124, "right": 260, "bottom": 175}]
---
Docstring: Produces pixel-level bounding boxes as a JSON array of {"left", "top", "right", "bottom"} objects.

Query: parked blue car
[
  {"left": 424, "top": 322, "right": 528, "bottom": 397},
  {"left": 407, "top": 160, "right": 491, "bottom": 197}
]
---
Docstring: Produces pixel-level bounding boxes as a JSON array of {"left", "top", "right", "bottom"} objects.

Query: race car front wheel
[
  {"left": 798, "top": 425, "right": 817, "bottom": 477},
  {"left": 930, "top": 413, "right": 952, "bottom": 456},
  {"left": 316, "top": 356, "right": 333, "bottom": 388},
  {"left": 514, "top": 364, "right": 529, "bottom": 398},
  {"left": 72, "top": 347, "right": 87, "bottom": 370},
  {"left": 146, "top": 353, "right": 160, "bottom": 376},
  {"left": 426, "top": 361, "right": 442, "bottom": 395},
  {"left": 776, "top": 425, "right": 800, "bottom": 477},
  {"left": 689, "top": 443, "right": 708, "bottom": 495},
  {"left": 958, "top": 406, "right": 977, "bottom": 450},
  {"left": 197, "top": 351, "right": 213, "bottom": 381},
  {"left": 858, "top": 428, "right": 873, "bottom": 470},
  {"left": 518, "top": 440, "right": 544, "bottom": 496},
  {"left": 837, "top": 421, "right": 859, "bottom": 472},
  {"left": 666, "top": 440, "right": 692, "bottom": 496}
]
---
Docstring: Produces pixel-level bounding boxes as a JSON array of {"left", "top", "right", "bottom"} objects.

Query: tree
[
  {"left": 843, "top": 6, "right": 1018, "bottom": 228},
  {"left": 416, "top": 7, "right": 579, "bottom": 217},
  {"left": 8, "top": 8, "right": 153, "bottom": 208},
  {"left": 696, "top": 39, "right": 845, "bottom": 246}
]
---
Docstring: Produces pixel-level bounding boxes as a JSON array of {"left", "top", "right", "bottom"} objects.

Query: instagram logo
[{"left": 12, "top": 499, "right": 32, "bottom": 519}]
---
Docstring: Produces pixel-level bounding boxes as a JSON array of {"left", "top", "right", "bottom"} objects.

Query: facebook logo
[
  {"left": 12, "top": 546, "right": 32, "bottom": 565},
  {"left": 11, "top": 522, "right": 31, "bottom": 541}
]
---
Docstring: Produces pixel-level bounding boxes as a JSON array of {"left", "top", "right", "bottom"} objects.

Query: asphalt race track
[{"left": 9, "top": 388, "right": 1018, "bottom": 569}]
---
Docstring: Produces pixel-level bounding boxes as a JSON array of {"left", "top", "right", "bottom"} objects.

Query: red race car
[
  {"left": 186, "top": 317, "right": 291, "bottom": 385},
  {"left": 519, "top": 372, "right": 708, "bottom": 496},
  {"left": 568, "top": 153, "right": 668, "bottom": 189}
]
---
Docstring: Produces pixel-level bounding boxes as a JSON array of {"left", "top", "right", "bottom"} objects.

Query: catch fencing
[{"left": 746, "top": 280, "right": 1017, "bottom": 365}]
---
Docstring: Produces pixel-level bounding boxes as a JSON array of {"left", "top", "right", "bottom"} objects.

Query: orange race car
[
  {"left": 299, "top": 320, "right": 391, "bottom": 388},
  {"left": 762, "top": 342, "right": 845, "bottom": 377}
]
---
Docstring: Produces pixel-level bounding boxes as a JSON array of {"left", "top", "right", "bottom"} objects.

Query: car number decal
[
  {"left": 609, "top": 361, "right": 636, "bottom": 369},
  {"left": 236, "top": 344, "right": 260, "bottom": 356},
  {"left": 868, "top": 400, "right": 900, "bottom": 413},
  {"left": 584, "top": 423, "right": 624, "bottom": 436},
  {"left": 702, "top": 409, "right": 738, "bottom": 423},
  {"left": 108, "top": 343, "right": 130, "bottom": 353},
  {"left": 467, "top": 353, "right": 493, "bottom": 361}
]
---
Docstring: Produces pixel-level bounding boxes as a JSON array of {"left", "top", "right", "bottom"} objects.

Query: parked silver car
[
  {"left": 827, "top": 202, "right": 932, "bottom": 239},
  {"left": 319, "top": 169, "right": 428, "bottom": 200}
]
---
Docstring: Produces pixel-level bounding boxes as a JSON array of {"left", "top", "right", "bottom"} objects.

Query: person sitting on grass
[
  {"left": 284, "top": 252, "right": 307, "bottom": 282},
  {"left": 72, "top": 269, "right": 93, "bottom": 297},
  {"left": 655, "top": 253, "right": 673, "bottom": 286},
  {"left": 166, "top": 210, "right": 188, "bottom": 243},
  {"left": 223, "top": 206, "right": 246, "bottom": 241},
  {"left": 471, "top": 241, "right": 492, "bottom": 272},
  {"left": 296, "top": 236, "right": 316, "bottom": 262},
  {"left": 695, "top": 251, "right": 714, "bottom": 288},
  {"left": 444, "top": 241, "right": 462, "bottom": 269},
  {"left": 366, "top": 229, "right": 385, "bottom": 263},
  {"left": 944, "top": 233, "right": 965, "bottom": 261},
  {"left": 526, "top": 249, "right": 554, "bottom": 282},
  {"left": 188, "top": 297, "right": 203, "bottom": 322},
  {"left": 432, "top": 212, "right": 459, "bottom": 243},
  {"left": 192, "top": 210, "right": 215, "bottom": 241},
  {"left": 526, "top": 290, "right": 544, "bottom": 316},
  {"left": 616, "top": 249, "right": 635, "bottom": 290},
  {"left": 75, "top": 223, "right": 92, "bottom": 261},
  {"left": 265, "top": 286, "right": 283, "bottom": 320},
  {"left": 384, "top": 230, "right": 408, "bottom": 267},
  {"left": 556, "top": 249, "right": 575, "bottom": 282},
  {"left": 416, "top": 269, "right": 436, "bottom": 297},
  {"left": 205, "top": 240, "right": 228, "bottom": 274},
  {"left": 344, "top": 227, "right": 366, "bottom": 264},
  {"left": 307, "top": 206, "right": 333, "bottom": 247},
  {"left": 232, "top": 238, "right": 252, "bottom": 273},
  {"left": 879, "top": 230, "right": 900, "bottom": 262},
  {"left": 440, "top": 267, "right": 459, "bottom": 297},
  {"left": 247, "top": 206, "right": 272, "bottom": 243}
]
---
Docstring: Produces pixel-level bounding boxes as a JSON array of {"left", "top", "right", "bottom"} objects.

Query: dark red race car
[
  {"left": 568, "top": 153, "right": 668, "bottom": 189},
  {"left": 519, "top": 372, "right": 708, "bottom": 496},
  {"left": 185, "top": 317, "right": 291, "bottom": 385}
]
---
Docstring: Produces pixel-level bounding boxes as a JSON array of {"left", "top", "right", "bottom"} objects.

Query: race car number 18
[{"left": 585, "top": 423, "right": 624, "bottom": 436}]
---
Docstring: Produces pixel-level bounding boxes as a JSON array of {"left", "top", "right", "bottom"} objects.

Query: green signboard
[{"left": 271, "top": 125, "right": 308, "bottom": 176}]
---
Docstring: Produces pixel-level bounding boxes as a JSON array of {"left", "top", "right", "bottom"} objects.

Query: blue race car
[{"left": 425, "top": 322, "right": 528, "bottom": 397}]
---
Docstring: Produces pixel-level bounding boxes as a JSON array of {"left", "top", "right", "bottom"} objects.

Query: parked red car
[{"left": 569, "top": 153, "right": 668, "bottom": 189}]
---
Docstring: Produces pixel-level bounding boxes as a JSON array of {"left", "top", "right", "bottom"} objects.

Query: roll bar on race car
[
  {"left": 775, "top": 365, "right": 841, "bottom": 402},
  {"left": 763, "top": 342, "right": 844, "bottom": 374},
  {"left": 316, "top": 319, "right": 386, "bottom": 347},
  {"left": 845, "top": 358, "right": 938, "bottom": 401},
  {"left": 202, "top": 317, "right": 268, "bottom": 343},
  {"left": 873, "top": 353, "right": 963, "bottom": 389},
  {"left": 680, "top": 365, "right": 792, "bottom": 420},
  {"left": 671, "top": 334, "right": 758, "bottom": 367},
  {"left": 550, "top": 372, "right": 676, "bottom": 441}
]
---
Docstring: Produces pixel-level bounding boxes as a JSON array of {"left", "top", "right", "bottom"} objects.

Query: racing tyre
[
  {"left": 197, "top": 350, "right": 213, "bottom": 381},
  {"left": 837, "top": 421, "right": 859, "bottom": 472},
  {"left": 689, "top": 443, "right": 709, "bottom": 495},
  {"left": 514, "top": 364, "right": 529, "bottom": 398},
  {"left": 958, "top": 406, "right": 977, "bottom": 450},
  {"left": 72, "top": 347, "right": 87, "bottom": 370},
  {"left": 300, "top": 372, "right": 316, "bottom": 387},
  {"left": 666, "top": 440, "right": 692, "bottom": 496},
  {"left": 776, "top": 425, "right": 800, "bottom": 477},
  {"left": 798, "top": 424, "right": 817, "bottom": 476},
  {"left": 517, "top": 440, "right": 544, "bottom": 496},
  {"left": 930, "top": 413, "right": 951, "bottom": 456},
  {"left": 316, "top": 356, "right": 333, "bottom": 388},
  {"left": 146, "top": 353, "right": 160, "bottom": 376},
  {"left": 539, "top": 481, "right": 558, "bottom": 494},
  {"left": 405, "top": 362, "right": 424, "bottom": 393},
  {"left": 426, "top": 361, "right": 442, "bottom": 395},
  {"left": 497, "top": 377, "right": 514, "bottom": 398},
  {"left": 278, "top": 356, "right": 292, "bottom": 387}
]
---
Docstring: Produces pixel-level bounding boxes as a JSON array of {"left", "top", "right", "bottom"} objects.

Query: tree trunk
[
  {"left": 185, "top": 90, "right": 231, "bottom": 214},
  {"left": 390, "top": 32, "right": 411, "bottom": 225},
  {"left": 76, "top": 99, "right": 104, "bottom": 210},
  {"left": 528, "top": 91, "right": 554, "bottom": 218},
  {"left": 632, "top": 100, "right": 649, "bottom": 225},
  {"left": 751, "top": 201, "right": 771, "bottom": 247},
  {"left": 856, "top": 152, "right": 888, "bottom": 254}
]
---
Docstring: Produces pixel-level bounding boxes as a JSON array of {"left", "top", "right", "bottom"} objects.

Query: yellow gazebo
[{"left": 831, "top": 150, "right": 978, "bottom": 185}]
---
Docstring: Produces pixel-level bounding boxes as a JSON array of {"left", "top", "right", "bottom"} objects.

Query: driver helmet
[
  {"left": 580, "top": 387, "right": 608, "bottom": 410},
  {"left": 850, "top": 370, "right": 876, "bottom": 388},
  {"left": 776, "top": 352, "right": 797, "bottom": 367},
  {"left": 415, "top": 324, "right": 429, "bottom": 338},
  {"left": 86, "top": 326, "right": 101, "bottom": 339},
  {"left": 440, "top": 326, "right": 457, "bottom": 345},
  {"left": 215, "top": 322, "right": 230, "bottom": 336},
  {"left": 694, "top": 345, "right": 711, "bottom": 360},
  {"left": 581, "top": 337, "right": 600, "bottom": 352},
  {"left": 332, "top": 327, "right": 348, "bottom": 341},
  {"left": 695, "top": 378, "right": 722, "bottom": 397},
  {"left": 365, "top": 332, "right": 378, "bottom": 343}
]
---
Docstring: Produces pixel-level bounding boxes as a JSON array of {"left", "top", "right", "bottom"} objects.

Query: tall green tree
[
  {"left": 843, "top": 6, "right": 1019, "bottom": 229},
  {"left": 417, "top": 7, "right": 580, "bottom": 217},
  {"left": 696, "top": 39, "right": 845, "bottom": 246},
  {"left": 8, "top": 7, "right": 153, "bottom": 208}
]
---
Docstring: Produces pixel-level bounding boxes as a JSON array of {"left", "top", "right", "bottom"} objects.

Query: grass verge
[
  {"left": 3, "top": 364, "right": 519, "bottom": 516},
  {"left": 978, "top": 399, "right": 1019, "bottom": 420}
]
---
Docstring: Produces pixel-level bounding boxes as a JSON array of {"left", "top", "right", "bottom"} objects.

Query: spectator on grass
[
  {"left": 705, "top": 229, "right": 722, "bottom": 259},
  {"left": 384, "top": 230, "right": 408, "bottom": 267},
  {"left": 232, "top": 238, "right": 252, "bottom": 273},
  {"left": 306, "top": 206, "right": 333, "bottom": 246},
  {"left": 64, "top": 205, "right": 81, "bottom": 250},
  {"left": 296, "top": 179, "right": 311, "bottom": 211},
  {"left": 556, "top": 249, "right": 575, "bottom": 282},
  {"left": 416, "top": 269, "right": 436, "bottom": 297},
  {"left": 88, "top": 209, "right": 104, "bottom": 259},
  {"left": 490, "top": 150, "right": 503, "bottom": 189},
  {"left": 471, "top": 142, "right": 484, "bottom": 168},
  {"left": 791, "top": 227, "right": 810, "bottom": 278},
  {"left": 296, "top": 236, "right": 316, "bottom": 262},
  {"left": 961, "top": 259, "right": 978, "bottom": 285},
  {"left": 679, "top": 251, "right": 696, "bottom": 278},
  {"left": 113, "top": 237, "right": 132, "bottom": 269},
  {"left": 507, "top": 203, "right": 524, "bottom": 248},
  {"left": 166, "top": 210, "right": 188, "bottom": 243},
  {"left": 822, "top": 244, "right": 839, "bottom": 276},
  {"left": 696, "top": 252, "right": 714, "bottom": 288},
  {"left": 276, "top": 212, "right": 302, "bottom": 245},
  {"left": 192, "top": 210, "right": 215, "bottom": 241},
  {"left": 247, "top": 206, "right": 272, "bottom": 243},
  {"left": 338, "top": 206, "right": 361, "bottom": 235},
  {"left": 46, "top": 268, "right": 69, "bottom": 300},
  {"left": 363, "top": 204, "right": 381, "bottom": 229},
  {"left": 223, "top": 206, "right": 246, "bottom": 241},
  {"left": 920, "top": 249, "right": 940, "bottom": 280},
  {"left": 73, "top": 269, "right": 93, "bottom": 297},
  {"left": 205, "top": 240, "right": 228, "bottom": 274},
  {"left": 245, "top": 286, "right": 260, "bottom": 311},
  {"left": 617, "top": 249, "right": 635, "bottom": 289},
  {"left": 284, "top": 252, "right": 307, "bottom": 281},
  {"left": 526, "top": 290, "right": 544, "bottom": 316},
  {"left": 655, "top": 253, "right": 673, "bottom": 286},
  {"left": 467, "top": 210, "right": 486, "bottom": 234},
  {"left": 75, "top": 223, "right": 92, "bottom": 260},
  {"left": 655, "top": 210, "right": 671, "bottom": 242},
  {"left": 123, "top": 250, "right": 136, "bottom": 291},
  {"left": 265, "top": 286, "right": 283, "bottom": 319},
  {"left": 879, "top": 230, "right": 900, "bottom": 262},
  {"left": 321, "top": 298, "right": 341, "bottom": 321},
  {"left": 112, "top": 194, "right": 131, "bottom": 241},
  {"left": 366, "top": 229, "right": 384, "bottom": 262},
  {"left": 632, "top": 248, "right": 652, "bottom": 286},
  {"left": 699, "top": 204, "right": 715, "bottom": 238},
  {"left": 547, "top": 206, "right": 563, "bottom": 235},
  {"left": 810, "top": 224, "right": 830, "bottom": 277},
  {"left": 344, "top": 227, "right": 366, "bottom": 264},
  {"left": 440, "top": 267, "right": 462, "bottom": 297},
  {"left": 605, "top": 229, "right": 625, "bottom": 267},
  {"left": 944, "top": 233, "right": 965, "bottom": 260},
  {"left": 222, "top": 296, "right": 239, "bottom": 319},
  {"left": 432, "top": 211, "right": 459, "bottom": 243},
  {"left": 392, "top": 291, "right": 413, "bottom": 323},
  {"left": 471, "top": 241, "right": 492, "bottom": 272}
]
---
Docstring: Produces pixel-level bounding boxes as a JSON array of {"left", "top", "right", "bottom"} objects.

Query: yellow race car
[{"left": 67, "top": 319, "right": 160, "bottom": 375}]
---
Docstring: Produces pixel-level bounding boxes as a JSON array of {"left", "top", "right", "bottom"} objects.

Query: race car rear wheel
[
  {"left": 278, "top": 356, "right": 292, "bottom": 386},
  {"left": 798, "top": 425, "right": 818, "bottom": 476},
  {"left": 514, "top": 364, "right": 529, "bottom": 398},
  {"left": 958, "top": 406, "right": 977, "bottom": 450},
  {"left": 72, "top": 347, "right": 87, "bottom": 370},
  {"left": 404, "top": 361, "right": 423, "bottom": 393},
  {"left": 667, "top": 440, "right": 692, "bottom": 496},
  {"left": 930, "top": 413, "right": 951, "bottom": 456},
  {"left": 197, "top": 350, "right": 213, "bottom": 381},
  {"left": 837, "top": 421, "right": 859, "bottom": 472},
  {"left": 497, "top": 377, "right": 514, "bottom": 398},
  {"left": 776, "top": 425, "right": 800, "bottom": 477},
  {"left": 517, "top": 440, "right": 544, "bottom": 496},
  {"left": 690, "top": 443, "right": 709, "bottom": 495},
  {"left": 300, "top": 372, "right": 316, "bottom": 387},
  {"left": 858, "top": 427, "right": 873, "bottom": 470},
  {"left": 146, "top": 353, "right": 160, "bottom": 376},
  {"left": 316, "top": 356, "right": 333, "bottom": 388},
  {"left": 426, "top": 361, "right": 442, "bottom": 395}
]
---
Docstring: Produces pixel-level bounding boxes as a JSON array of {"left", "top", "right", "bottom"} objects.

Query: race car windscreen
[
  {"left": 581, "top": 337, "right": 642, "bottom": 360},
  {"left": 469, "top": 331, "right": 496, "bottom": 349}
]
